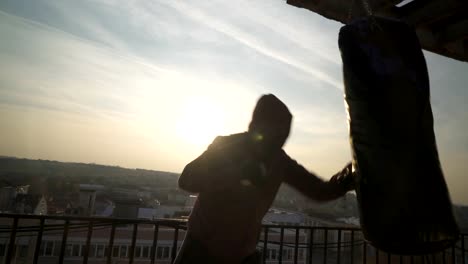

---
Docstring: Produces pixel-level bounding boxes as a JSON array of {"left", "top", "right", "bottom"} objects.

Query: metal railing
[
  {"left": 0, "top": 214, "right": 466, "bottom": 264},
  {"left": 258, "top": 225, "right": 467, "bottom": 264}
]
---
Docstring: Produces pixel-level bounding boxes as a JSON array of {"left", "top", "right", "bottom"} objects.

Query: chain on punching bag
[{"left": 339, "top": 16, "right": 459, "bottom": 255}]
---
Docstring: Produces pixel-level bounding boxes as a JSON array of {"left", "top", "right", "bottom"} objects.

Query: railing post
[
  {"left": 308, "top": 228, "right": 314, "bottom": 264},
  {"left": 279, "top": 227, "right": 284, "bottom": 264},
  {"left": 350, "top": 230, "right": 354, "bottom": 264},
  {"left": 171, "top": 225, "right": 179, "bottom": 264},
  {"left": 263, "top": 227, "right": 269, "bottom": 264},
  {"left": 5, "top": 217, "right": 18, "bottom": 264},
  {"left": 375, "top": 248, "right": 379, "bottom": 264},
  {"left": 462, "top": 234, "right": 465, "bottom": 264},
  {"left": 83, "top": 220, "right": 94, "bottom": 264},
  {"left": 150, "top": 223, "right": 159, "bottom": 264},
  {"left": 337, "top": 229, "right": 341, "bottom": 264},
  {"left": 33, "top": 217, "right": 45, "bottom": 264},
  {"left": 129, "top": 223, "right": 138, "bottom": 264},
  {"left": 323, "top": 229, "right": 328, "bottom": 264},
  {"left": 362, "top": 241, "right": 367, "bottom": 264},
  {"left": 294, "top": 227, "right": 300, "bottom": 264},
  {"left": 451, "top": 244, "right": 455, "bottom": 264},
  {"left": 58, "top": 220, "right": 70, "bottom": 264},
  {"left": 106, "top": 222, "right": 116, "bottom": 264}
]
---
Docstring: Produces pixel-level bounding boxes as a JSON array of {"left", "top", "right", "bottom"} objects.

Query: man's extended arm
[{"left": 283, "top": 154, "right": 355, "bottom": 201}]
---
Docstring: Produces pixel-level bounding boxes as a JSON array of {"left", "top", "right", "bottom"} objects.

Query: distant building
[
  {"left": 110, "top": 187, "right": 138, "bottom": 200},
  {"left": 137, "top": 190, "right": 152, "bottom": 200},
  {"left": 12, "top": 194, "right": 41, "bottom": 214},
  {"left": 167, "top": 190, "right": 187, "bottom": 205},
  {"left": 78, "top": 184, "right": 105, "bottom": 216},
  {"left": 138, "top": 205, "right": 191, "bottom": 220},
  {"left": 184, "top": 195, "right": 197, "bottom": 208},
  {"left": 34, "top": 196, "right": 48, "bottom": 215},
  {"left": 262, "top": 208, "right": 354, "bottom": 227},
  {"left": 113, "top": 199, "right": 142, "bottom": 219},
  {"left": 16, "top": 185, "right": 30, "bottom": 195},
  {"left": 264, "top": 208, "right": 305, "bottom": 225},
  {"left": 0, "top": 187, "right": 16, "bottom": 212},
  {"left": 97, "top": 203, "right": 114, "bottom": 217}
]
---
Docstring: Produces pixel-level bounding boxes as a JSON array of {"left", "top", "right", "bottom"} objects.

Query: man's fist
[{"left": 330, "top": 162, "right": 355, "bottom": 193}]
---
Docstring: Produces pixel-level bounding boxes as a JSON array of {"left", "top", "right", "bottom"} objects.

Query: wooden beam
[
  {"left": 395, "top": 0, "right": 466, "bottom": 26},
  {"left": 438, "top": 20, "right": 468, "bottom": 43},
  {"left": 287, "top": 0, "right": 357, "bottom": 24},
  {"left": 285, "top": 0, "right": 468, "bottom": 62},
  {"left": 286, "top": 0, "right": 400, "bottom": 23},
  {"left": 416, "top": 27, "right": 468, "bottom": 62},
  {"left": 444, "top": 41, "right": 466, "bottom": 58}
]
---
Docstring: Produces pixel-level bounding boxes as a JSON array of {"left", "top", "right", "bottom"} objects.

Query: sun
[{"left": 176, "top": 97, "right": 227, "bottom": 148}]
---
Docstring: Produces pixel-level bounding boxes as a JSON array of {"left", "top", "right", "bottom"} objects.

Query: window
[
  {"left": 120, "top": 245, "right": 127, "bottom": 258},
  {"left": 53, "top": 241, "right": 61, "bottom": 256},
  {"left": 267, "top": 248, "right": 287, "bottom": 260},
  {"left": 43, "top": 241, "right": 54, "bottom": 256},
  {"left": 368, "top": 245, "right": 376, "bottom": 257},
  {"left": 18, "top": 245, "right": 28, "bottom": 258},
  {"left": 0, "top": 244, "right": 6, "bottom": 257},
  {"left": 344, "top": 231, "right": 351, "bottom": 243},
  {"left": 45, "top": 242, "right": 53, "bottom": 256},
  {"left": 157, "top": 246, "right": 163, "bottom": 259},
  {"left": 163, "top": 246, "right": 170, "bottom": 259},
  {"left": 269, "top": 249, "right": 277, "bottom": 260},
  {"left": 72, "top": 244, "right": 80, "bottom": 257},
  {"left": 65, "top": 244, "right": 73, "bottom": 257},
  {"left": 96, "top": 245, "right": 105, "bottom": 258},
  {"left": 156, "top": 246, "right": 170, "bottom": 259},
  {"left": 298, "top": 249, "right": 304, "bottom": 260},
  {"left": 135, "top": 246, "right": 141, "bottom": 258},
  {"left": 104, "top": 246, "right": 110, "bottom": 258},
  {"left": 80, "top": 244, "right": 88, "bottom": 257},
  {"left": 87, "top": 244, "right": 96, "bottom": 258},
  {"left": 112, "top": 246, "right": 119, "bottom": 258},
  {"left": 142, "top": 246, "right": 150, "bottom": 258}
]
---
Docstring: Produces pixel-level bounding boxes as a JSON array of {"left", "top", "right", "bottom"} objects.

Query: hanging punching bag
[{"left": 339, "top": 16, "right": 459, "bottom": 255}]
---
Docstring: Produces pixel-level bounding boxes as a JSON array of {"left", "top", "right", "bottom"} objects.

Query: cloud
[
  {"left": 115, "top": 0, "right": 342, "bottom": 90},
  {"left": 191, "top": 0, "right": 343, "bottom": 65}
]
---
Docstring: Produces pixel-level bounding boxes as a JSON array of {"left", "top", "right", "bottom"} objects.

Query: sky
[{"left": 0, "top": 0, "right": 467, "bottom": 204}]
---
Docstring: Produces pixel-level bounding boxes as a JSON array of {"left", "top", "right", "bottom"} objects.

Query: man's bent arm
[{"left": 178, "top": 135, "right": 245, "bottom": 193}]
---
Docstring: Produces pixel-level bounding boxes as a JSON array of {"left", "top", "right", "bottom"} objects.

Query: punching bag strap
[
  {"left": 347, "top": 0, "right": 356, "bottom": 23},
  {"left": 347, "top": 0, "right": 382, "bottom": 31}
]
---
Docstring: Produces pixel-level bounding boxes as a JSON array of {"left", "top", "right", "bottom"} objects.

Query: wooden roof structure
[{"left": 287, "top": 0, "right": 468, "bottom": 62}]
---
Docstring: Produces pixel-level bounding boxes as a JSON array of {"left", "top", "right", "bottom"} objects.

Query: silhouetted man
[{"left": 175, "top": 94, "right": 354, "bottom": 264}]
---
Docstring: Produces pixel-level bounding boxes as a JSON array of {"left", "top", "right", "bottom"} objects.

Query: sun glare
[{"left": 176, "top": 97, "right": 227, "bottom": 148}]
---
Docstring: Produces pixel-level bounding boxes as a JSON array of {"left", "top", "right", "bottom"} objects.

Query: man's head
[{"left": 248, "top": 94, "right": 292, "bottom": 151}]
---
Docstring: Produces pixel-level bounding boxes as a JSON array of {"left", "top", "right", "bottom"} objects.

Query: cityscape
[{"left": 0, "top": 157, "right": 467, "bottom": 263}]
